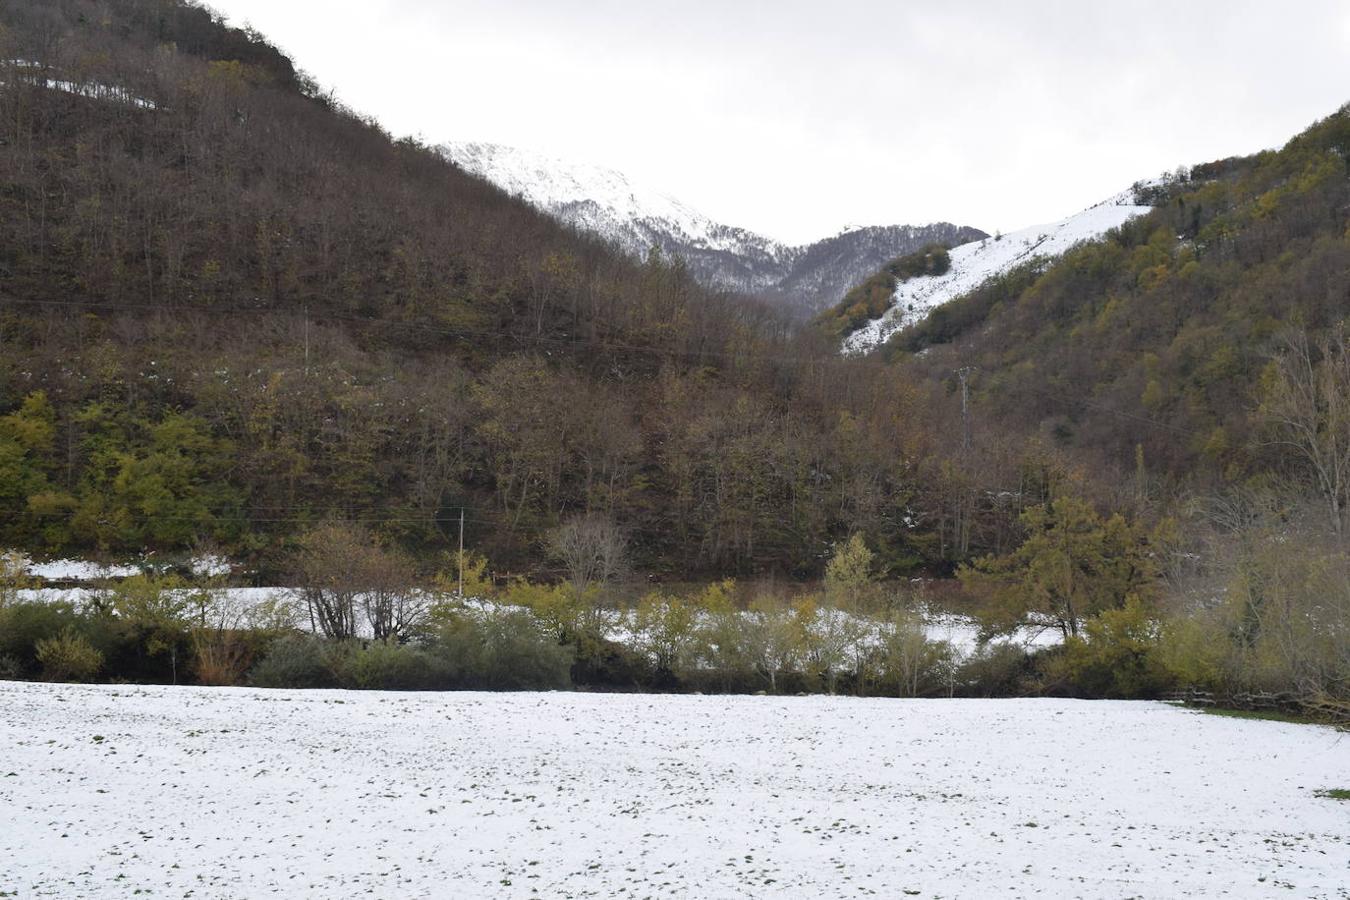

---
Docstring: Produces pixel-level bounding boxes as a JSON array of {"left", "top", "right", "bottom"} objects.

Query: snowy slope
[
  {"left": 440, "top": 141, "right": 984, "bottom": 312},
  {"left": 4, "top": 683, "right": 1348, "bottom": 898},
  {"left": 842, "top": 188, "right": 1153, "bottom": 353},
  {"left": 441, "top": 141, "right": 792, "bottom": 293}
]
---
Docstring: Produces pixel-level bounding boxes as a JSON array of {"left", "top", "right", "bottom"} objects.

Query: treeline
[{"left": 5, "top": 506, "right": 1344, "bottom": 709}]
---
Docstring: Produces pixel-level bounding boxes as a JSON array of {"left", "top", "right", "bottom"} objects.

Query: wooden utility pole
[
  {"left": 957, "top": 366, "right": 976, "bottom": 452},
  {"left": 457, "top": 507, "right": 465, "bottom": 599}
]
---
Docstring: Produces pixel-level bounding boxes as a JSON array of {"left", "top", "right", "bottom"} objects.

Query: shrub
[
  {"left": 435, "top": 608, "right": 574, "bottom": 690},
  {"left": 192, "top": 628, "right": 267, "bottom": 686},
  {"left": 872, "top": 615, "right": 954, "bottom": 697},
  {"left": 1045, "top": 597, "right": 1172, "bottom": 698},
  {"left": 340, "top": 641, "right": 448, "bottom": 691},
  {"left": 249, "top": 635, "right": 342, "bottom": 689},
  {"left": 35, "top": 628, "right": 103, "bottom": 682},
  {"left": 0, "top": 600, "right": 85, "bottom": 677},
  {"left": 0, "top": 654, "right": 23, "bottom": 680},
  {"left": 955, "top": 641, "right": 1033, "bottom": 696}
]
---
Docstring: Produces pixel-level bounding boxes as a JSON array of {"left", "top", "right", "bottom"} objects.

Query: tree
[
  {"left": 547, "top": 513, "right": 627, "bottom": 598},
  {"left": 961, "top": 496, "right": 1156, "bottom": 638},
  {"left": 1259, "top": 325, "right": 1350, "bottom": 539},
  {"left": 635, "top": 589, "right": 699, "bottom": 681},
  {"left": 876, "top": 612, "right": 953, "bottom": 698},
  {"left": 824, "top": 533, "right": 878, "bottom": 610},
  {"left": 0, "top": 550, "right": 34, "bottom": 609},
  {"left": 294, "top": 522, "right": 424, "bottom": 641}
]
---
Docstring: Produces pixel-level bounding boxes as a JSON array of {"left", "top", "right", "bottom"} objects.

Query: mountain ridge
[{"left": 439, "top": 141, "right": 986, "bottom": 313}]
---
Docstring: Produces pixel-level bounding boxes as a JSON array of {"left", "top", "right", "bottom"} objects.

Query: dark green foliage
[
  {"left": 249, "top": 636, "right": 342, "bottom": 689},
  {"left": 341, "top": 641, "right": 450, "bottom": 691},
  {"left": 0, "top": 602, "right": 87, "bottom": 678},
  {"left": 433, "top": 610, "right": 575, "bottom": 690},
  {"left": 954, "top": 642, "right": 1034, "bottom": 697}
]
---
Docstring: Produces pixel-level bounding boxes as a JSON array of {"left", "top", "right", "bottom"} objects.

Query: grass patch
[
  {"left": 1315, "top": 788, "right": 1350, "bottom": 801},
  {"left": 1196, "top": 707, "right": 1317, "bottom": 725}
]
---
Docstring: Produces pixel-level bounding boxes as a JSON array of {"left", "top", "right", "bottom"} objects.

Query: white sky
[{"left": 210, "top": 0, "right": 1350, "bottom": 245}]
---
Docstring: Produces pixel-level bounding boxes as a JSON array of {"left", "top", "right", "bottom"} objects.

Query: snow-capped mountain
[
  {"left": 440, "top": 141, "right": 985, "bottom": 313},
  {"left": 841, "top": 187, "right": 1155, "bottom": 353}
]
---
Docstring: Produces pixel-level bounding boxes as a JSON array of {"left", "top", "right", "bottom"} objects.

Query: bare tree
[
  {"left": 294, "top": 522, "right": 425, "bottom": 641},
  {"left": 547, "top": 513, "right": 627, "bottom": 597},
  {"left": 1260, "top": 326, "right": 1350, "bottom": 539}
]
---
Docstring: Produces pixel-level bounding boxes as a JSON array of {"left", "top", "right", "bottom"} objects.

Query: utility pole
[
  {"left": 957, "top": 366, "right": 976, "bottom": 452},
  {"left": 457, "top": 507, "right": 465, "bottom": 600}
]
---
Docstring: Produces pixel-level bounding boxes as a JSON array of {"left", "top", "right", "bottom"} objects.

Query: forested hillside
[
  {"left": 890, "top": 108, "right": 1350, "bottom": 486},
  {"left": 0, "top": 0, "right": 959, "bottom": 578}
]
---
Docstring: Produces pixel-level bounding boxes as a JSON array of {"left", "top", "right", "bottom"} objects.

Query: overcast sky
[{"left": 210, "top": 1, "right": 1350, "bottom": 244}]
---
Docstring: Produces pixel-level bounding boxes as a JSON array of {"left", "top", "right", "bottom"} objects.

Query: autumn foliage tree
[{"left": 960, "top": 496, "right": 1157, "bottom": 639}]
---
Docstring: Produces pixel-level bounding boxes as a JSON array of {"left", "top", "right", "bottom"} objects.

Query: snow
[
  {"left": 15, "top": 555, "right": 230, "bottom": 583},
  {"left": 842, "top": 188, "right": 1153, "bottom": 353},
  {"left": 2, "top": 683, "right": 1346, "bottom": 898},
  {"left": 440, "top": 141, "right": 790, "bottom": 263},
  {"left": 2, "top": 61, "right": 156, "bottom": 110},
  {"left": 23, "top": 559, "right": 141, "bottom": 581}
]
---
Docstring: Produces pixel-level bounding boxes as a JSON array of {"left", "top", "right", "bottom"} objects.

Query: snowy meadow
[{"left": 2, "top": 683, "right": 1347, "bottom": 898}]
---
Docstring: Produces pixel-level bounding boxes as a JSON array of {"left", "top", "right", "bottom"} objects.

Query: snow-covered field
[
  {"left": 2, "top": 684, "right": 1346, "bottom": 898},
  {"left": 843, "top": 188, "right": 1153, "bottom": 353}
]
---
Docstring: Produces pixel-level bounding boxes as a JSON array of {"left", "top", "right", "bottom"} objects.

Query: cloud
[{"left": 214, "top": 0, "right": 1350, "bottom": 243}]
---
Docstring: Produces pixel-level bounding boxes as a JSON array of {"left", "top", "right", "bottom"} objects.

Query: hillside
[
  {"left": 441, "top": 141, "right": 985, "bottom": 313},
  {"left": 890, "top": 105, "right": 1350, "bottom": 482},
  {"left": 0, "top": 0, "right": 938, "bottom": 578},
  {"left": 831, "top": 187, "right": 1155, "bottom": 351}
]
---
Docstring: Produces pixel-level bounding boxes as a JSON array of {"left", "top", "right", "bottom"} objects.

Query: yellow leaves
[
  {"left": 1199, "top": 426, "right": 1229, "bottom": 463},
  {"left": 0, "top": 392, "right": 56, "bottom": 453},
  {"left": 1140, "top": 379, "right": 1166, "bottom": 412},
  {"left": 206, "top": 60, "right": 249, "bottom": 86},
  {"left": 694, "top": 578, "right": 737, "bottom": 616},
  {"left": 1136, "top": 264, "right": 1170, "bottom": 293}
]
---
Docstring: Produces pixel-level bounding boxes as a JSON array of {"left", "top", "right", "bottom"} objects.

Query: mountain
[
  {"left": 440, "top": 141, "right": 985, "bottom": 313},
  {"left": 893, "top": 104, "right": 1350, "bottom": 479},
  {"left": 0, "top": 0, "right": 938, "bottom": 578},
  {"left": 835, "top": 187, "right": 1155, "bottom": 353}
]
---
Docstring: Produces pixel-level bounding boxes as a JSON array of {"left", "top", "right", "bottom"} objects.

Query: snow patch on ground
[
  {"left": 15, "top": 555, "right": 231, "bottom": 582},
  {"left": 1, "top": 684, "right": 1346, "bottom": 898},
  {"left": 843, "top": 188, "right": 1153, "bottom": 353}
]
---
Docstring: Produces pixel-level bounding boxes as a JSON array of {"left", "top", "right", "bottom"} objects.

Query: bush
[
  {"left": 35, "top": 628, "right": 103, "bottom": 682},
  {"left": 192, "top": 628, "right": 268, "bottom": 686},
  {"left": 1044, "top": 597, "right": 1172, "bottom": 698},
  {"left": 341, "top": 641, "right": 448, "bottom": 691},
  {"left": 0, "top": 601, "right": 86, "bottom": 677},
  {"left": 955, "top": 641, "right": 1033, "bottom": 696},
  {"left": 249, "top": 635, "right": 342, "bottom": 689},
  {"left": 434, "top": 608, "right": 574, "bottom": 690},
  {"left": 0, "top": 654, "right": 23, "bottom": 680},
  {"left": 872, "top": 616, "right": 954, "bottom": 697}
]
